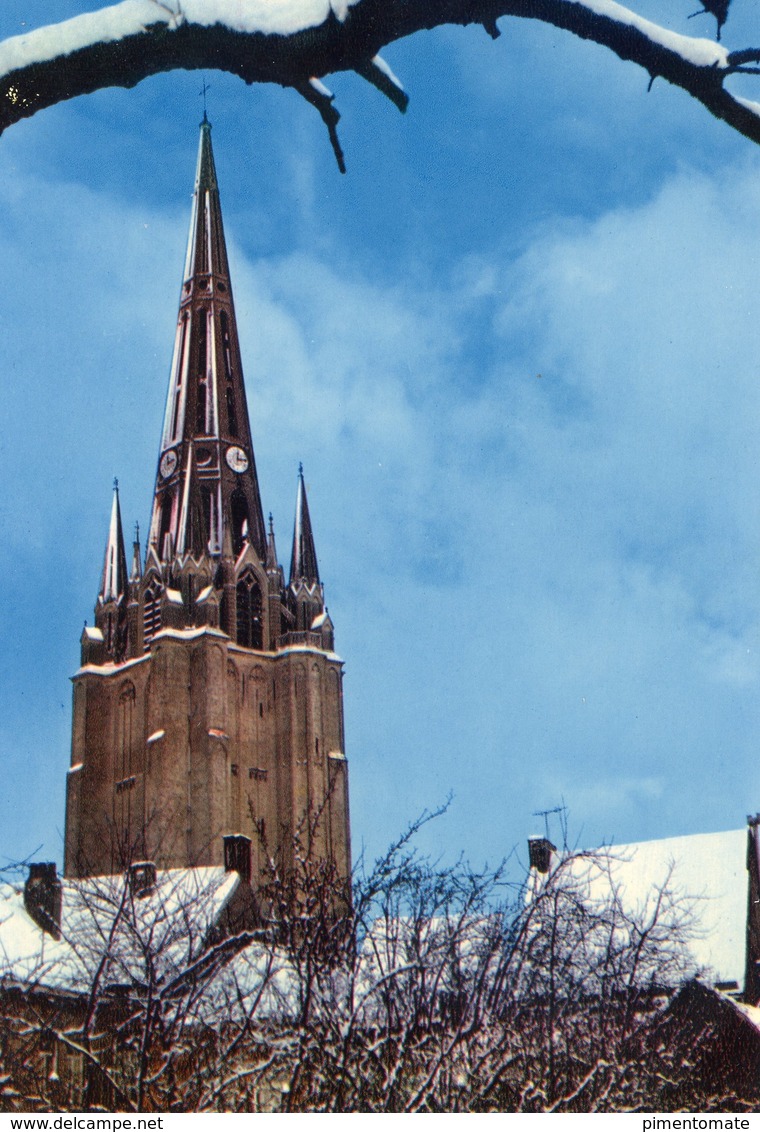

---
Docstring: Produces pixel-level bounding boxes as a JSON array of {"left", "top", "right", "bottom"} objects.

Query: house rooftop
[
  {"left": 0, "top": 865, "right": 240, "bottom": 994},
  {"left": 554, "top": 828, "right": 748, "bottom": 990}
]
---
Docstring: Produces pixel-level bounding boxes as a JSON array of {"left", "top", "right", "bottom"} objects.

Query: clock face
[
  {"left": 160, "top": 450, "right": 178, "bottom": 479},
  {"left": 226, "top": 445, "right": 249, "bottom": 473}
]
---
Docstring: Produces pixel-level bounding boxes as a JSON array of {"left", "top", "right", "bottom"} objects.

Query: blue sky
[{"left": 2, "top": 1, "right": 760, "bottom": 872}]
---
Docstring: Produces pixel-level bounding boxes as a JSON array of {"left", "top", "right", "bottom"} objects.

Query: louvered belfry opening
[
  {"left": 236, "top": 572, "right": 263, "bottom": 650},
  {"left": 143, "top": 587, "right": 161, "bottom": 650}
]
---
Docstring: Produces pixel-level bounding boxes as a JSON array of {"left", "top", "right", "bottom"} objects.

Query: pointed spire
[
  {"left": 266, "top": 512, "right": 279, "bottom": 573},
  {"left": 183, "top": 117, "right": 223, "bottom": 280},
  {"left": 148, "top": 120, "right": 267, "bottom": 568},
  {"left": 100, "top": 480, "right": 128, "bottom": 603},
  {"left": 289, "top": 465, "right": 320, "bottom": 587},
  {"left": 130, "top": 521, "right": 142, "bottom": 583}
]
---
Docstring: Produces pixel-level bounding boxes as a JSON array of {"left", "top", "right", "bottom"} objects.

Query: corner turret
[
  {"left": 287, "top": 464, "right": 327, "bottom": 636},
  {"left": 93, "top": 481, "right": 128, "bottom": 660}
]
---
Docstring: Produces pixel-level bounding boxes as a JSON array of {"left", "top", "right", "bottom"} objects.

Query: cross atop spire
[
  {"left": 199, "top": 77, "right": 211, "bottom": 124},
  {"left": 130, "top": 520, "right": 142, "bottom": 583}
]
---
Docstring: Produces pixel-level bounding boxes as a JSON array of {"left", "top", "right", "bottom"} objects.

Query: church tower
[{"left": 64, "top": 120, "right": 350, "bottom": 899}]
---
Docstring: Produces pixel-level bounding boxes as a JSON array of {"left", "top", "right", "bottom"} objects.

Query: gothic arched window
[
  {"left": 196, "top": 380, "right": 207, "bottom": 434},
  {"left": 220, "top": 310, "right": 233, "bottom": 381},
  {"left": 197, "top": 309, "right": 207, "bottom": 376},
  {"left": 231, "top": 489, "right": 249, "bottom": 556},
  {"left": 202, "top": 487, "right": 219, "bottom": 553},
  {"left": 159, "top": 492, "right": 173, "bottom": 554},
  {"left": 105, "top": 611, "right": 115, "bottom": 653},
  {"left": 118, "top": 683, "right": 136, "bottom": 781},
  {"left": 236, "top": 572, "right": 263, "bottom": 650},
  {"left": 226, "top": 386, "right": 238, "bottom": 438}
]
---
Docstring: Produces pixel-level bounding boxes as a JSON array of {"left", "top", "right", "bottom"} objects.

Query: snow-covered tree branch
[
  {"left": 0, "top": 820, "right": 757, "bottom": 1112},
  {"left": 1, "top": 0, "right": 760, "bottom": 172}
]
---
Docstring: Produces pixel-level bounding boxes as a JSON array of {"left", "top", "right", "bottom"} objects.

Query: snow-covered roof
[
  {"left": 557, "top": 829, "right": 747, "bottom": 989},
  {"left": 0, "top": 866, "right": 239, "bottom": 995},
  {"left": 730, "top": 997, "right": 760, "bottom": 1034}
]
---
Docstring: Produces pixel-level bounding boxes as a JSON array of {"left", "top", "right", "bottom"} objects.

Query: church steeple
[
  {"left": 67, "top": 123, "right": 350, "bottom": 896},
  {"left": 148, "top": 117, "right": 266, "bottom": 567}
]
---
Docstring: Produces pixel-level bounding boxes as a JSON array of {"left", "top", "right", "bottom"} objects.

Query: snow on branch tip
[{"left": 2, "top": 0, "right": 760, "bottom": 155}]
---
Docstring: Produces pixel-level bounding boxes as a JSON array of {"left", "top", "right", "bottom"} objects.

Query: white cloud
[{"left": 227, "top": 160, "right": 760, "bottom": 858}]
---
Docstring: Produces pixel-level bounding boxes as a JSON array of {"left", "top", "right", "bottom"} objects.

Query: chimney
[
  {"left": 24, "top": 863, "right": 62, "bottom": 940},
  {"left": 528, "top": 837, "right": 556, "bottom": 875},
  {"left": 128, "top": 861, "right": 157, "bottom": 898},
  {"left": 224, "top": 834, "right": 252, "bottom": 885}
]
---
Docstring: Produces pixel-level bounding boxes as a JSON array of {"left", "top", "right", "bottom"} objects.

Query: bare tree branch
[{"left": 1, "top": 0, "right": 760, "bottom": 170}]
